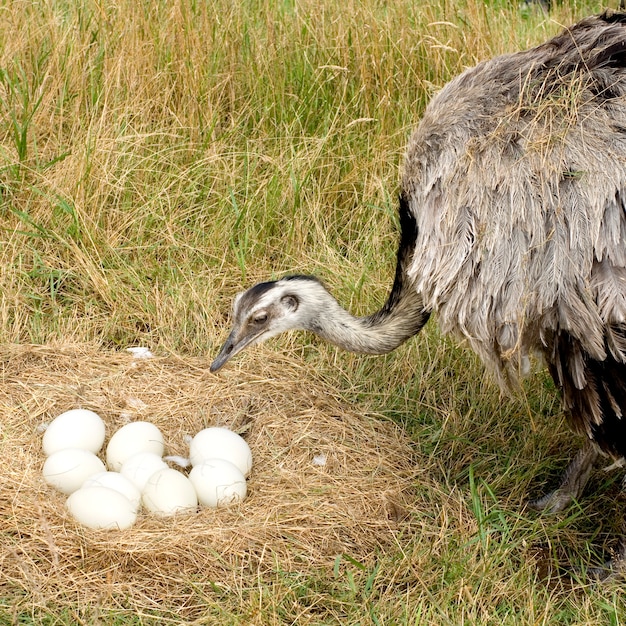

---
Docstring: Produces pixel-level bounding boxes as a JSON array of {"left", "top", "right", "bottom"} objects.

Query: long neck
[
  {"left": 307, "top": 286, "right": 429, "bottom": 354},
  {"left": 305, "top": 193, "right": 430, "bottom": 354}
]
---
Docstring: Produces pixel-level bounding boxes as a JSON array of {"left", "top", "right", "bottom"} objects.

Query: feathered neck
[{"left": 298, "top": 279, "right": 429, "bottom": 354}]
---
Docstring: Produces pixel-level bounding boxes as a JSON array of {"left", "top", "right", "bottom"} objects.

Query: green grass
[{"left": 2, "top": 0, "right": 626, "bottom": 624}]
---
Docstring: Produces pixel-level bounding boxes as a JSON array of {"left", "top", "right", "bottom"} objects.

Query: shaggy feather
[{"left": 405, "top": 12, "right": 626, "bottom": 397}]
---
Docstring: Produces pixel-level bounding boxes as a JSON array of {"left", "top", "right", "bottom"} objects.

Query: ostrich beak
[
  {"left": 210, "top": 330, "right": 238, "bottom": 372},
  {"left": 210, "top": 327, "right": 258, "bottom": 373}
]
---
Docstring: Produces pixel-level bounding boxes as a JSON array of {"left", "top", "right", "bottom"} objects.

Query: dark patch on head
[
  {"left": 283, "top": 275, "right": 323, "bottom": 284},
  {"left": 236, "top": 281, "right": 277, "bottom": 313},
  {"left": 282, "top": 274, "right": 328, "bottom": 291},
  {"left": 246, "top": 281, "right": 276, "bottom": 299}
]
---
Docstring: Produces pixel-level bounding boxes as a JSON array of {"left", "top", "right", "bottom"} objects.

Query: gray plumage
[
  {"left": 213, "top": 11, "right": 626, "bottom": 572},
  {"left": 403, "top": 13, "right": 626, "bottom": 395}
]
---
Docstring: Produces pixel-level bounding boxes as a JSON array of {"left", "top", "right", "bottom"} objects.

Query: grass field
[{"left": 2, "top": 0, "right": 626, "bottom": 624}]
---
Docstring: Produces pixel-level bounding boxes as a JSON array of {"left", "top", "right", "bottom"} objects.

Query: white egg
[
  {"left": 106, "top": 421, "right": 165, "bottom": 471},
  {"left": 83, "top": 471, "right": 142, "bottom": 512},
  {"left": 189, "top": 458, "right": 247, "bottom": 508},
  {"left": 67, "top": 486, "right": 137, "bottom": 530},
  {"left": 189, "top": 427, "right": 252, "bottom": 476},
  {"left": 142, "top": 468, "right": 198, "bottom": 516},
  {"left": 120, "top": 452, "right": 167, "bottom": 492},
  {"left": 42, "top": 409, "right": 106, "bottom": 456},
  {"left": 42, "top": 448, "right": 106, "bottom": 495}
]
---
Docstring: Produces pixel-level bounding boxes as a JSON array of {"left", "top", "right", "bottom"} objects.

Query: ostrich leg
[
  {"left": 529, "top": 442, "right": 626, "bottom": 581},
  {"left": 585, "top": 533, "right": 626, "bottom": 581},
  {"left": 528, "top": 441, "right": 599, "bottom": 514}
]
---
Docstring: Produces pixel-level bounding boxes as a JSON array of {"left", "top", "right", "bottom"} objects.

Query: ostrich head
[{"left": 210, "top": 276, "right": 329, "bottom": 372}]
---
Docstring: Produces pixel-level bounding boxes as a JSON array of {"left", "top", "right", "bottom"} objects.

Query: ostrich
[{"left": 212, "top": 12, "right": 626, "bottom": 574}]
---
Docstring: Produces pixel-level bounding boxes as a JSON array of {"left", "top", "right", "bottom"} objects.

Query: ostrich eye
[{"left": 252, "top": 312, "right": 268, "bottom": 325}]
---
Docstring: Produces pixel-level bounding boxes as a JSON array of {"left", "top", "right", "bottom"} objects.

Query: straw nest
[{"left": 0, "top": 343, "right": 422, "bottom": 621}]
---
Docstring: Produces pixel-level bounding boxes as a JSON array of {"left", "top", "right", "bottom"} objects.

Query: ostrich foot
[
  {"left": 581, "top": 537, "right": 626, "bottom": 582},
  {"left": 528, "top": 442, "right": 599, "bottom": 514}
]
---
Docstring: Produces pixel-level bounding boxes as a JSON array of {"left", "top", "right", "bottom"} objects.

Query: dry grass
[{"left": 1, "top": 343, "right": 422, "bottom": 623}]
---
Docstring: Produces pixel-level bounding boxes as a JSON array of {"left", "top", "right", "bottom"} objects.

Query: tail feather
[{"left": 546, "top": 327, "right": 626, "bottom": 458}]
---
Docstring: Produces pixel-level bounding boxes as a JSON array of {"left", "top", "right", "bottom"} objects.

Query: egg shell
[
  {"left": 42, "top": 448, "right": 106, "bottom": 495},
  {"left": 189, "top": 427, "right": 252, "bottom": 476},
  {"left": 120, "top": 452, "right": 167, "bottom": 492},
  {"left": 142, "top": 468, "right": 198, "bottom": 516},
  {"left": 83, "top": 471, "right": 142, "bottom": 512},
  {"left": 106, "top": 421, "right": 165, "bottom": 471},
  {"left": 42, "top": 409, "right": 106, "bottom": 456},
  {"left": 189, "top": 458, "right": 247, "bottom": 508},
  {"left": 67, "top": 486, "right": 137, "bottom": 530}
]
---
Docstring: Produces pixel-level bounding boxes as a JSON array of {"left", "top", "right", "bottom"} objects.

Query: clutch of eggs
[{"left": 41, "top": 409, "right": 253, "bottom": 530}]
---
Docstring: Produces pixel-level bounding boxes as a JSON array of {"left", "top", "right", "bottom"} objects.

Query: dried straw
[{"left": 0, "top": 343, "right": 421, "bottom": 621}]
